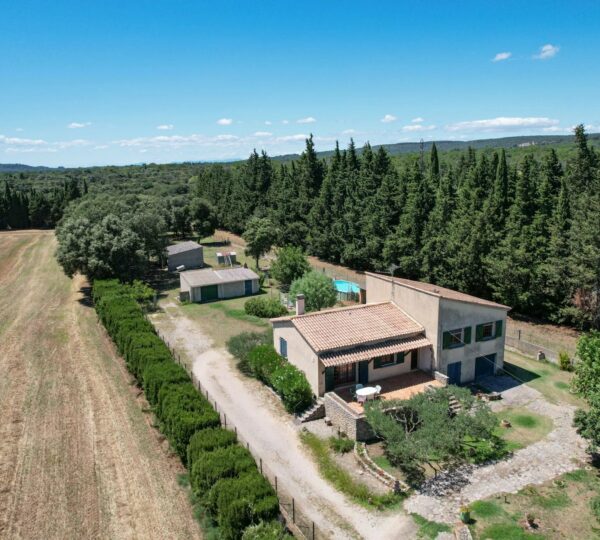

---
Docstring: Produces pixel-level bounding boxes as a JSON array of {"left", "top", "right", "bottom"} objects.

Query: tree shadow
[{"left": 77, "top": 285, "right": 94, "bottom": 308}]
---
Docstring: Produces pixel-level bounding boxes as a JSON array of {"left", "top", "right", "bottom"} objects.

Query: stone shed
[{"left": 166, "top": 241, "right": 204, "bottom": 272}]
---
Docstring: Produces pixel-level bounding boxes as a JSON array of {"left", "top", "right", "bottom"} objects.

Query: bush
[
  {"left": 187, "top": 427, "right": 238, "bottom": 470},
  {"left": 244, "top": 297, "right": 287, "bottom": 318},
  {"left": 329, "top": 436, "right": 354, "bottom": 454},
  {"left": 559, "top": 350, "right": 573, "bottom": 371},
  {"left": 207, "top": 472, "right": 279, "bottom": 539},
  {"left": 190, "top": 445, "right": 256, "bottom": 495},
  {"left": 270, "top": 246, "right": 310, "bottom": 290},
  {"left": 248, "top": 345, "right": 284, "bottom": 384},
  {"left": 289, "top": 271, "right": 337, "bottom": 312},
  {"left": 142, "top": 361, "right": 189, "bottom": 406},
  {"left": 270, "top": 363, "right": 313, "bottom": 414},
  {"left": 242, "top": 521, "right": 291, "bottom": 540},
  {"left": 227, "top": 331, "right": 272, "bottom": 374}
]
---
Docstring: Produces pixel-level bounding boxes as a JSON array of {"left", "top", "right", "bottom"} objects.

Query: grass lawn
[
  {"left": 506, "top": 317, "right": 580, "bottom": 357},
  {"left": 468, "top": 468, "right": 600, "bottom": 539},
  {"left": 494, "top": 407, "right": 554, "bottom": 451},
  {"left": 411, "top": 514, "right": 452, "bottom": 539},
  {"left": 502, "top": 350, "right": 584, "bottom": 408}
]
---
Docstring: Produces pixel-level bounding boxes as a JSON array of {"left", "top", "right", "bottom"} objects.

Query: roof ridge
[{"left": 271, "top": 301, "right": 391, "bottom": 323}]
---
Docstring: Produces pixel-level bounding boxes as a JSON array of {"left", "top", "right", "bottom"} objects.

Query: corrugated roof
[
  {"left": 182, "top": 267, "right": 259, "bottom": 287},
  {"left": 166, "top": 241, "right": 203, "bottom": 255},
  {"left": 275, "top": 302, "right": 424, "bottom": 353},
  {"left": 365, "top": 272, "right": 511, "bottom": 310},
  {"left": 320, "top": 335, "right": 432, "bottom": 367}
]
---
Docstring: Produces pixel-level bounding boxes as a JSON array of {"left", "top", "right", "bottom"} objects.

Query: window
[
  {"left": 279, "top": 337, "right": 288, "bottom": 358},
  {"left": 374, "top": 354, "right": 396, "bottom": 369},
  {"left": 333, "top": 363, "right": 356, "bottom": 385},
  {"left": 481, "top": 322, "right": 494, "bottom": 339},
  {"left": 442, "top": 326, "right": 472, "bottom": 349}
]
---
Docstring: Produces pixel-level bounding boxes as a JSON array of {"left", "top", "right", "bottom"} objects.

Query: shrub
[
  {"left": 187, "top": 427, "right": 238, "bottom": 470},
  {"left": 558, "top": 350, "right": 573, "bottom": 371},
  {"left": 248, "top": 345, "right": 284, "bottom": 384},
  {"left": 227, "top": 331, "right": 272, "bottom": 374},
  {"left": 190, "top": 445, "right": 256, "bottom": 495},
  {"left": 270, "top": 363, "right": 313, "bottom": 413},
  {"left": 329, "top": 436, "right": 354, "bottom": 454},
  {"left": 289, "top": 271, "right": 337, "bottom": 312},
  {"left": 242, "top": 521, "right": 291, "bottom": 540},
  {"left": 207, "top": 472, "right": 279, "bottom": 539},
  {"left": 244, "top": 297, "right": 287, "bottom": 318},
  {"left": 143, "top": 361, "right": 189, "bottom": 406}
]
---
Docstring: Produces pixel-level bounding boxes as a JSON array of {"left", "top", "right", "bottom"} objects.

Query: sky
[{"left": 1, "top": 1, "right": 599, "bottom": 167}]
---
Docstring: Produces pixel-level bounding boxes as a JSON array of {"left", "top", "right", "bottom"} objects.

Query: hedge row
[
  {"left": 247, "top": 345, "right": 313, "bottom": 414},
  {"left": 244, "top": 296, "right": 288, "bottom": 318},
  {"left": 93, "top": 279, "right": 281, "bottom": 539}
]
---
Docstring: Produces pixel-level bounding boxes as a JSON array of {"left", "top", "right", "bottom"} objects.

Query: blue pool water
[{"left": 333, "top": 279, "right": 360, "bottom": 294}]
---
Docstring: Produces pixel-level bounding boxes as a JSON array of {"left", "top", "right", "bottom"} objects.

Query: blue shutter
[{"left": 279, "top": 337, "right": 287, "bottom": 358}]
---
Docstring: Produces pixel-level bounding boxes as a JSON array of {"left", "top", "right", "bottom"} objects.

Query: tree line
[{"left": 194, "top": 126, "right": 600, "bottom": 329}]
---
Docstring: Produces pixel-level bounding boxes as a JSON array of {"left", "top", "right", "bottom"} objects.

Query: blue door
[
  {"left": 358, "top": 361, "right": 369, "bottom": 385},
  {"left": 475, "top": 354, "right": 496, "bottom": 379},
  {"left": 447, "top": 361, "right": 462, "bottom": 385},
  {"left": 244, "top": 279, "right": 253, "bottom": 295}
]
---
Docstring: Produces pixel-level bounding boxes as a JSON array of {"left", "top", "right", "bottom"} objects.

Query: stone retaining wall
[{"left": 323, "top": 392, "right": 374, "bottom": 441}]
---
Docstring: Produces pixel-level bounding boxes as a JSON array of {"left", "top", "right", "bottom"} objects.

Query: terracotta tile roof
[
  {"left": 320, "top": 335, "right": 431, "bottom": 367},
  {"left": 275, "top": 302, "right": 424, "bottom": 353},
  {"left": 365, "top": 272, "right": 511, "bottom": 310}
]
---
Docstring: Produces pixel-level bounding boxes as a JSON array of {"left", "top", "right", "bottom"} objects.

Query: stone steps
[{"left": 297, "top": 398, "right": 325, "bottom": 423}]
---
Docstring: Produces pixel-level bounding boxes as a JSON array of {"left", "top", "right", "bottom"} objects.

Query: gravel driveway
[
  {"left": 151, "top": 304, "right": 418, "bottom": 540},
  {"left": 405, "top": 376, "right": 589, "bottom": 523}
]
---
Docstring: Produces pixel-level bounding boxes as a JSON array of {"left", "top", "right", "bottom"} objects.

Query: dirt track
[{"left": 0, "top": 231, "right": 201, "bottom": 540}]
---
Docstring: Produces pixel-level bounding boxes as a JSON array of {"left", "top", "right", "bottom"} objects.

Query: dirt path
[
  {"left": 150, "top": 302, "right": 418, "bottom": 540},
  {"left": 405, "top": 377, "right": 588, "bottom": 523},
  {"left": 0, "top": 231, "right": 201, "bottom": 540}
]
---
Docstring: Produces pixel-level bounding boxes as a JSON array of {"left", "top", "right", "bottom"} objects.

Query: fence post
[
  {"left": 292, "top": 498, "right": 295, "bottom": 523},
  {"left": 312, "top": 521, "right": 315, "bottom": 540},
  {"left": 518, "top": 329, "right": 522, "bottom": 340},
  {"left": 260, "top": 458, "right": 263, "bottom": 474},
  {"left": 224, "top": 414, "right": 227, "bottom": 427},
  {"left": 275, "top": 476, "right": 278, "bottom": 493}
]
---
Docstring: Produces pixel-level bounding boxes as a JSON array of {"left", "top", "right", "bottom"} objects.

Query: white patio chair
[
  {"left": 357, "top": 394, "right": 367, "bottom": 405},
  {"left": 375, "top": 385, "right": 382, "bottom": 397},
  {"left": 352, "top": 383, "right": 363, "bottom": 401}
]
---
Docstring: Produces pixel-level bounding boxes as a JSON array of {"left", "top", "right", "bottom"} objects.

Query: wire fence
[
  {"left": 505, "top": 328, "right": 562, "bottom": 364},
  {"left": 154, "top": 326, "right": 327, "bottom": 540}
]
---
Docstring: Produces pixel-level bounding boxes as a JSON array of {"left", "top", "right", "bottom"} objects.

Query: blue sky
[{"left": 1, "top": 1, "right": 599, "bottom": 167}]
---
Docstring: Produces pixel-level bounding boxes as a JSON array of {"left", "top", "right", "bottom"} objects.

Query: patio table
[{"left": 355, "top": 386, "right": 377, "bottom": 401}]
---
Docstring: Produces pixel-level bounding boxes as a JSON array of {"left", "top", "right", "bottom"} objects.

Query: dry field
[{"left": 0, "top": 231, "right": 201, "bottom": 540}]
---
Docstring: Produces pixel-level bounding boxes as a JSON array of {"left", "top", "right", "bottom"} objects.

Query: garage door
[
  {"left": 200, "top": 284, "right": 219, "bottom": 302},
  {"left": 475, "top": 354, "right": 496, "bottom": 379}
]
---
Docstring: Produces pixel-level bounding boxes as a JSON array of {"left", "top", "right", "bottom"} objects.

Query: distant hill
[
  {"left": 271, "top": 133, "right": 600, "bottom": 163},
  {"left": 0, "top": 163, "right": 55, "bottom": 173}
]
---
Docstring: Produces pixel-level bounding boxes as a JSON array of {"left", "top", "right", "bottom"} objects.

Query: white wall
[
  {"left": 272, "top": 321, "right": 321, "bottom": 396},
  {"left": 439, "top": 298, "right": 508, "bottom": 383}
]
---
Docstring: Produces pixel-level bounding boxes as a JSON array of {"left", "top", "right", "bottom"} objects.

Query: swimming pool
[{"left": 333, "top": 279, "right": 360, "bottom": 294}]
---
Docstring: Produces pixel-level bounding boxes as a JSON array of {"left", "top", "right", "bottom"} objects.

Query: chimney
[{"left": 295, "top": 294, "right": 305, "bottom": 316}]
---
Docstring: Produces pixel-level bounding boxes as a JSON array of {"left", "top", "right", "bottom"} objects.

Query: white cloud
[
  {"left": 411, "top": 117, "right": 424, "bottom": 123},
  {"left": 156, "top": 124, "right": 174, "bottom": 130},
  {"left": 276, "top": 134, "right": 307, "bottom": 142},
  {"left": 253, "top": 131, "right": 273, "bottom": 137},
  {"left": 68, "top": 122, "right": 91, "bottom": 129},
  {"left": 264, "top": 121, "right": 272, "bottom": 125},
  {"left": 15, "top": 128, "right": 24, "bottom": 132},
  {"left": 0, "top": 135, "right": 47, "bottom": 146},
  {"left": 282, "top": 120, "right": 289, "bottom": 124},
  {"left": 55, "top": 139, "right": 91, "bottom": 149},
  {"left": 446, "top": 116, "right": 560, "bottom": 132},
  {"left": 215, "top": 134, "right": 239, "bottom": 141},
  {"left": 297, "top": 116, "right": 316, "bottom": 124},
  {"left": 94, "top": 145, "right": 109, "bottom": 150},
  {"left": 534, "top": 44, "right": 559, "bottom": 60},
  {"left": 216, "top": 118, "right": 233, "bottom": 125},
  {"left": 492, "top": 52, "right": 512, "bottom": 62},
  {"left": 402, "top": 124, "right": 436, "bottom": 132},
  {"left": 342, "top": 129, "right": 356, "bottom": 135},
  {"left": 381, "top": 114, "right": 397, "bottom": 123}
]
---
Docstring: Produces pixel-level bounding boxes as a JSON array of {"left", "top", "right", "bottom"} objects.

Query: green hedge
[
  {"left": 207, "top": 472, "right": 279, "bottom": 540},
  {"left": 190, "top": 445, "right": 256, "bottom": 495},
  {"left": 187, "top": 427, "right": 238, "bottom": 470},
  {"left": 247, "top": 345, "right": 313, "bottom": 414},
  {"left": 244, "top": 297, "right": 288, "bottom": 318},
  {"left": 92, "top": 279, "right": 282, "bottom": 539}
]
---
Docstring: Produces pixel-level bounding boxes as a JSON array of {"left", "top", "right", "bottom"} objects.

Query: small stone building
[
  {"left": 179, "top": 267, "right": 260, "bottom": 303},
  {"left": 166, "top": 241, "right": 204, "bottom": 272}
]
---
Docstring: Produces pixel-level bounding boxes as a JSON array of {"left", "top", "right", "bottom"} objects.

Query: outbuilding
[
  {"left": 166, "top": 241, "right": 204, "bottom": 272},
  {"left": 180, "top": 267, "right": 260, "bottom": 303}
]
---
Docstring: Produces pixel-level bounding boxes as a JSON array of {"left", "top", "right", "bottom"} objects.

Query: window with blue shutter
[{"left": 279, "top": 337, "right": 288, "bottom": 358}]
